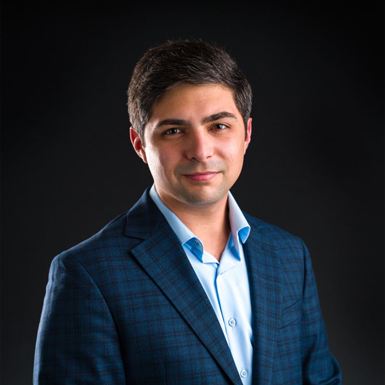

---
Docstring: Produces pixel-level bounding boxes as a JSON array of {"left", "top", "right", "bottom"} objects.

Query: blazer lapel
[
  {"left": 244, "top": 226, "right": 281, "bottom": 385},
  {"left": 124, "top": 190, "right": 243, "bottom": 385}
]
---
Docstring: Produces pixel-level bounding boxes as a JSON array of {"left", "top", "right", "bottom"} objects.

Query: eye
[
  {"left": 212, "top": 123, "right": 228, "bottom": 131},
  {"left": 163, "top": 128, "right": 182, "bottom": 135}
]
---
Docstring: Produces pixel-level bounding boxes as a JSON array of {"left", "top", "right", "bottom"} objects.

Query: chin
[{"left": 179, "top": 188, "right": 227, "bottom": 207}]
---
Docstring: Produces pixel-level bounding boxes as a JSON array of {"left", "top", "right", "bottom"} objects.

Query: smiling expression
[{"left": 130, "top": 83, "right": 252, "bottom": 211}]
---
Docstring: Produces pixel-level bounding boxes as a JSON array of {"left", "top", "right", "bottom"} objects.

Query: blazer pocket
[{"left": 280, "top": 298, "right": 302, "bottom": 329}]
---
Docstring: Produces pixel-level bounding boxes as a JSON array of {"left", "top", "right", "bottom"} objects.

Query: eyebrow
[
  {"left": 153, "top": 111, "right": 238, "bottom": 130},
  {"left": 202, "top": 111, "right": 238, "bottom": 124}
]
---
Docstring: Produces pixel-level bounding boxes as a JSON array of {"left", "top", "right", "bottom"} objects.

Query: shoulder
[
  {"left": 52, "top": 209, "right": 137, "bottom": 270},
  {"left": 244, "top": 212, "right": 305, "bottom": 251},
  {"left": 244, "top": 214, "right": 313, "bottom": 299},
  {"left": 243, "top": 212, "right": 311, "bottom": 282},
  {"left": 50, "top": 188, "right": 164, "bottom": 272}
]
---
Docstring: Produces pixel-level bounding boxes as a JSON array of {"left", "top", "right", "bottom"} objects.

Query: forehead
[{"left": 150, "top": 83, "right": 241, "bottom": 121}]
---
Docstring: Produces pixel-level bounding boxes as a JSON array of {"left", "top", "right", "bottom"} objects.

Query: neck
[{"left": 158, "top": 192, "right": 231, "bottom": 261}]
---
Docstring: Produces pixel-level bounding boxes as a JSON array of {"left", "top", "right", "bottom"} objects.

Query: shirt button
[
  {"left": 228, "top": 318, "right": 237, "bottom": 327},
  {"left": 240, "top": 369, "right": 247, "bottom": 378}
]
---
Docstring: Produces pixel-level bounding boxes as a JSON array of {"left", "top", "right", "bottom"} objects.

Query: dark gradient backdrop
[{"left": 2, "top": 3, "right": 383, "bottom": 385}]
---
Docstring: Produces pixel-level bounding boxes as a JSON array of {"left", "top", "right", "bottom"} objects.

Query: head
[
  {"left": 127, "top": 40, "right": 253, "bottom": 211},
  {"left": 127, "top": 39, "right": 252, "bottom": 142}
]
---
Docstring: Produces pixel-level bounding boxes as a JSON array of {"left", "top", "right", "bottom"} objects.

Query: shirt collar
[
  {"left": 149, "top": 184, "right": 250, "bottom": 257},
  {"left": 227, "top": 191, "right": 251, "bottom": 252}
]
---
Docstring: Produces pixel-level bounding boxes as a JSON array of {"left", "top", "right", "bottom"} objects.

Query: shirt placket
[{"left": 215, "top": 249, "right": 252, "bottom": 384}]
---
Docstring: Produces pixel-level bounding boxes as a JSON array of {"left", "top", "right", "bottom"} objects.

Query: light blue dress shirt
[{"left": 150, "top": 185, "right": 253, "bottom": 385}]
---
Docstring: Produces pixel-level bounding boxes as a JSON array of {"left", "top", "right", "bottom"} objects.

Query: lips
[{"left": 183, "top": 172, "right": 218, "bottom": 182}]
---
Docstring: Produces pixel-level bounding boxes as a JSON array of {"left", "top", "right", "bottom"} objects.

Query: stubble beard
[{"left": 174, "top": 181, "right": 229, "bottom": 207}]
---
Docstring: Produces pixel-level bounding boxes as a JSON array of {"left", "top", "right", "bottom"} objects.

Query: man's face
[{"left": 130, "top": 83, "right": 252, "bottom": 210}]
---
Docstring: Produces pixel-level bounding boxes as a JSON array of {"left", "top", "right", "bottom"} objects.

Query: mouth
[{"left": 183, "top": 172, "right": 219, "bottom": 182}]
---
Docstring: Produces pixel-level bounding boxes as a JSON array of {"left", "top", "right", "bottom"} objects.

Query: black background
[{"left": 2, "top": 3, "right": 383, "bottom": 384}]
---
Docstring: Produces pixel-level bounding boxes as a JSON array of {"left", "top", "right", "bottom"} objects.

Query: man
[{"left": 34, "top": 39, "right": 342, "bottom": 384}]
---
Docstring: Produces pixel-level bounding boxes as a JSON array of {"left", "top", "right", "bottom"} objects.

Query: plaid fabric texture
[{"left": 34, "top": 188, "right": 342, "bottom": 384}]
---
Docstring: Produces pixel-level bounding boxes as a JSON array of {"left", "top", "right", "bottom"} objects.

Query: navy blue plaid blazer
[{"left": 34, "top": 188, "right": 342, "bottom": 384}]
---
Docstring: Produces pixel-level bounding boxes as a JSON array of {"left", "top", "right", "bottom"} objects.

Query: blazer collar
[
  {"left": 123, "top": 188, "right": 165, "bottom": 240},
  {"left": 123, "top": 188, "right": 243, "bottom": 385}
]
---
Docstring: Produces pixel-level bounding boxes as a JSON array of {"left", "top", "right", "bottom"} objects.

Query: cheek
[
  {"left": 220, "top": 142, "right": 245, "bottom": 168},
  {"left": 146, "top": 147, "right": 178, "bottom": 179}
]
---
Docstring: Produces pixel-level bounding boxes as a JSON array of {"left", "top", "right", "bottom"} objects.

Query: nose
[{"left": 185, "top": 130, "right": 214, "bottom": 162}]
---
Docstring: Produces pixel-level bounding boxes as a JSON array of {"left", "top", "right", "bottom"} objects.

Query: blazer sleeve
[
  {"left": 33, "top": 253, "right": 126, "bottom": 384},
  {"left": 300, "top": 242, "right": 342, "bottom": 384}
]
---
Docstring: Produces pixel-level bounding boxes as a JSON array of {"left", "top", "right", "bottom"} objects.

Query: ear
[
  {"left": 130, "top": 127, "right": 148, "bottom": 163},
  {"left": 244, "top": 118, "right": 252, "bottom": 153}
]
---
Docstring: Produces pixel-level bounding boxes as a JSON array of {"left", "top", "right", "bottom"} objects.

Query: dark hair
[{"left": 127, "top": 39, "right": 252, "bottom": 140}]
